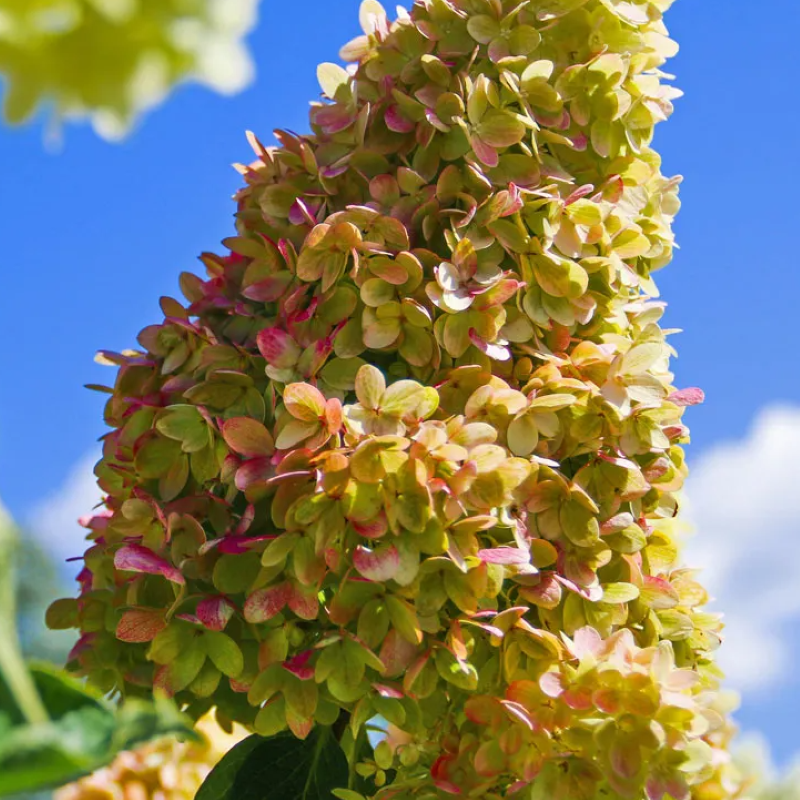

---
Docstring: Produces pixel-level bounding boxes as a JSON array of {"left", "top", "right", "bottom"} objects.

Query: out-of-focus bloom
[
  {"left": 55, "top": 713, "right": 246, "bottom": 800},
  {"left": 0, "top": 0, "right": 258, "bottom": 138}
]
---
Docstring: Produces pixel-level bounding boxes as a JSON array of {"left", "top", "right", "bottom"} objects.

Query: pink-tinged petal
[
  {"left": 352, "top": 515, "right": 388, "bottom": 539},
  {"left": 153, "top": 664, "right": 175, "bottom": 698},
  {"left": 518, "top": 573, "right": 562, "bottom": 610},
  {"left": 325, "top": 546, "right": 342, "bottom": 571},
  {"left": 222, "top": 417, "right": 275, "bottom": 458},
  {"left": 640, "top": 575, "right": 680, "bottom": 609},
  {"left": 217, "top": 534, "right": 277, "bottom": 555},
  {"left": 380, "top": 630, "right": 418, "bottom": 678},
  {"left": 539, "top": 671, "right": 565, "bottom": 698},
  {"left": 235, "top": 456, "right": 275, "bottom": 491},
  {"left": 312, "top": 105, "right": 357, "bottom": 135},
  {"left": 425, "top": 108, "right": 450, "bottom": 133},
  {"left": 597, "top": 451, "right": 638, "bottom": 469},
  {"left": 385, "top": 105, "right": 416, "bottom": 133},
  {"left": 373, "top": 683, "right": 404, "bottom": 699},
  {"left": 668, "top": 387, "right": 705, "bottom": 407},
  {"left": 282, "top": 284, "right": 308, "bottom": 318},
  {"left": 256, "top": 327, "right": 300, "bottom": 369},
  {"left": 116, "top": 608, "right": 166, "bottom": 643},
  {"left": 402, "top": 653, "right": 431, "bottom": 694},
  {"left": 197, "top": 596, "right": 236, "bottom": 631},
  {"left": 593, "top": 687, "right": 622, "bottom": 714},
  {"left": 477, "top": 547, "right": 530, "bottom": 565},
  {"left": 114, "top": 545, "right": 185, "bottom": 585},
  {"left": 487, "top": 38, "right": 510, "bottom": 63},
  {"left": 666, "top": 668, "right": 700, "bottom": 691},
  {"left": 564, "top": 185, "right": 595, "bottom": 207},
  {"left": 571, "top": 626, "right": 604, "bottom": 659},
  {"left": 289, "top": 198, "right": 317, "bottom": 227},
  {"left": 325, "top": 398, "right": 343, "bottom": 434},
  {"left": 79, "top": 509, "right": 112, "bottom": 528},
  {"left": 647, "top": 774, "right": 688, "bottom": 800},
  {"left": 321, "top": 162, "right": 350, "bottom": 179},
  {"left": 610, "top": 740, "right": 640, "bottom": 780},
  {"left": 499, "top": 183, "right": 524, "bottom": 217},
  {"left": 290, "top": 297, "right": 320, "bottom": 325},
  {"left": 244, "top": 582, "right": 291, "bottom": 623},
  {"left": 473, "top": 622, "right": 507, "bottom": 642},
  {"left": 563, "top": 687, "right": 593, "bottom": 710},
  {"left": 353, "top": 544, "right": 400, "bottom": 582},
  {"left": 431, "top": 755, "right": 462, "bottom": 795},
  {"left": 229, "top": 678, "right": 252, "bottom": 693},
  {"left": 645, "top": 776, "right": 666, "bottom": 800},
  {"left": 570, "top": 131, "right": 589, "bottom": 151},
  {"left": 554, "top": 572, "right": 603, "bottom": 602},
  {"left": 500, "top": 700, "right": 535, "bottom": 730},
  {"left": 474, "top": 740, "right": 505, "bottom": 778},
  {"left": 469, "top": 330, "right": 511, "bottom": 361},
  {"left": 288, "top": 583, "right": 320, "bottom": 620},
  {"left": 665, "top": 776, "right": 690, "bottom": 800},
  {"left": 278, "top": 238, "right": 297, "bottom": 266},
  {"left": 470, "top": 134, "right": 499, "bottom": 168},
  {"left": 283, "top": 383, "right": 327, "bottom": 420},
  {"left": 464, "top": 696, "right": 500, "bottom": 725},
  {"left": 283, "top": 650, "right": 315, "bottom": 680},
  {"left": 286, "top": 708, "right": 315, "bottom": 740},
  {"left": 234, "top": 504, "right": 256, "bottom": 535},
  {"left": 68, "top": 633, "right": 95, "bottom": 663},
  {"left": 242, "top": 274, "right": 293, "bottom": 303},
  {"left": 600, "top": 512, "right": 635, "bottom": 535},
  {"left": 598, "top": 175, "right": 625, "bottom": 204},
  {"left": 664, "top": 424, "right": 688, "bottom": 439}
]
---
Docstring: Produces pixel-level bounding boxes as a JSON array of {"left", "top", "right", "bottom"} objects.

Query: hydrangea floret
[{"left": 48, "top": 1, "right": 738, "bottom": 797}]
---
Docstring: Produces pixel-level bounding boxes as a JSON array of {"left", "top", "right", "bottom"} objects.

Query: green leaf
[
  {"left": 196, "top": 727, "right": 349, "bottom": 800},
  {"left": 601, "top": 582, "right": 640, "bottom": 604},
  {"left": 204, "top": 632, "right": 245, "bottom": 678},
  {"left": 222, "top": 417, "right": 275, "bottom": 457},
  {"left": 477, "top": 111, "right": 526, "bottom": 148},
  {"left": 156, "top": 405, "right": 211, "bottom": 453},
  {"left": 317, "top": 63, "right": 351, "bottom": 100},
  {"left": 467, "top": 15, "right": 500, "bottom": 44},
  {"left": 0, "top": 666, "right": 195, "bottom": 797}
]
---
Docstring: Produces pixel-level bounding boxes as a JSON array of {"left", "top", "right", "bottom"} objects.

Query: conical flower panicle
[{"left": 48, "top": 1, "right": 739, "bottom": 798}]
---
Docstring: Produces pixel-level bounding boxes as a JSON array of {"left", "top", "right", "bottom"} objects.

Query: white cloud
[
  {"left": 682, "top": 406, "right": 800, "bottom": 692},
  {"left": 28, "top": 452, "right": 102, "bottom": 576}
]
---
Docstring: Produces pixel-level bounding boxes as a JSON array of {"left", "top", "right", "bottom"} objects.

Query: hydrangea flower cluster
[{"left": 48, "top": 0, "right": 737, "bottom": 797}]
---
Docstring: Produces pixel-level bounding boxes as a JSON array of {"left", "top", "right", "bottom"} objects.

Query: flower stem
[{"left": 0, "top": 504, "right": 50, "bottom": 725}]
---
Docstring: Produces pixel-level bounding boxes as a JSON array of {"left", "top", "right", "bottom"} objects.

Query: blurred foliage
[
  {"left": 0, "top": 503, "right": 197, "bottom": 799},
  {"left": 0, "top": 0, "right": 259, "bottom": 138},
  {"left": 16, "top": 536, "right": 71, "bottom": 664},
  {"left": 735, "top": 738, "right": 800, "bottom": 800}
]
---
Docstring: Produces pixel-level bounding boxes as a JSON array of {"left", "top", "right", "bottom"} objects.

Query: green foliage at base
[
  {"left": 0, "top": 665, "right": 196, "bottom": 797},
  {"left": 0, "top": 503, "right": 195, "bottom": 797},
  {"left": 197, "top": 727, "right": 349, "bottom": 800}
]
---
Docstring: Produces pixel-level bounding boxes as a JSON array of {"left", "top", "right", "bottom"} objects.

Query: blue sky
[{"left": 1, "top": 0, "right": 799, "bottom": 765}]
